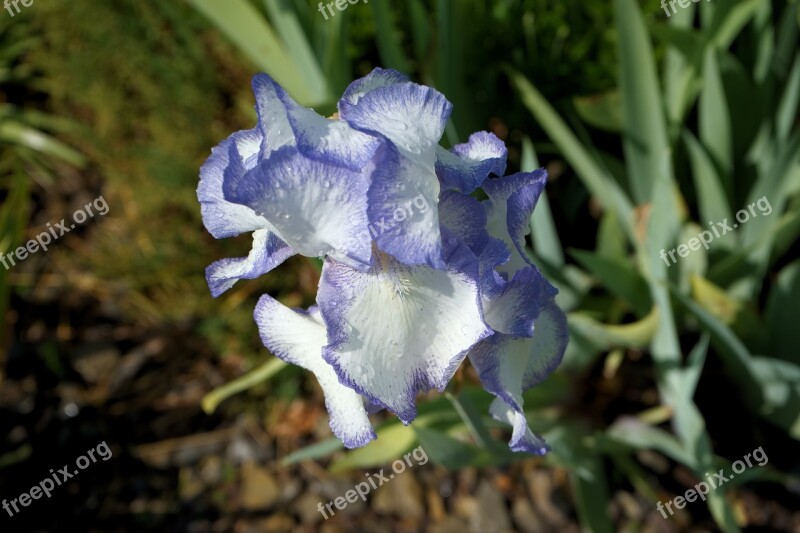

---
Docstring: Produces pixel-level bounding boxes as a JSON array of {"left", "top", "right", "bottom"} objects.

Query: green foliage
[
  {"left": 189, "top": 0, "right": 800, "bottom": 530},
  {"left": 14, "top": 0, "right": 798, "bottom": 529}
]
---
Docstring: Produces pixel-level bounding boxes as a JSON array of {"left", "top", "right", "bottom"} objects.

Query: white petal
[
  {"left": 254, "top": 295, "right": 376, "bottom": 448},
  {"left": 318, "top": 244, "right": 492, "bottom": 424},
  {"left": 223, "top": 148, "right": 373, "bottom": 270}
]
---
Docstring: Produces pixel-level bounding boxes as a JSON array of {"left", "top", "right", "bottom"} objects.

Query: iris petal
[
  {"left": 318, "top": 237, "right": 492, "bottom": 424},
  {"left": 436, "top": 131, "right": 507, "bottom": 193},
  {"left": 198, "top": 129, "right": 268, "bottom": 239},
  {"left": 223, "top": 147, "right": 373, "bottom": 270},
  {"left": 205, "top": 229, "right": 295, "bottom": 297},
  {"left": 254, "top": 295, "right": 377, "bottom": 448},
  {"left": 468, "top": 302, "right": 567, "bottom": 453},
  {"left": 483, "top": 169, "right": 548, "bottom": 275},
  {"left": 340, "top": 78, "right": 453, "bottom": 268}
]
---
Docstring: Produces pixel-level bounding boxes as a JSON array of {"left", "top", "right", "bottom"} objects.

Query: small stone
[{"left": 240, "top": 462, "right": 280, "bottom": 510}]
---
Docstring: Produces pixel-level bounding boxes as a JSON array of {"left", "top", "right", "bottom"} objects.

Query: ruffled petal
[
  {"left": 340, "top": 78, "right": 452, "bottom": 268},
  {"left": 435, "top": 131, "right": 507, "bottom": 193},
  {"left": 522, "top": 301, "right": 569, "bottom": 389},
  {"left": 483, "top": 170, "right": 548, "bottom": 275},
  {"left": 223, "top": 147, "right": 373, "bottom": 270},
  {"left": 339, "top": 79, "right": 451, "bottom": 155},
  {"left": 198, "top": 129, "right": 269, "bottom": 239},
  {"left": 205, "top": 229, "right": 295, "bottom": 297},
  {"left": 482, "top": 266, "right": 558, "bottom": 337},
  {"left": 318, "top": 238, "right": 492, "bottom": 424},
  {"left": 438, "top": 190, "right": 511, "bottom": 277},
  {"left": 254, "top": 295, "right": 376, "bottom": 448},
  {"left": 251, "top": 74, "right": 296, "bottom": 159},
  {"left": 489, "top": 398, "right": 549, "bottom": 455},
  {"left": 366, "top": 143, "right": 444, "bottom": 268},
  {"left": 468, "top": 301, "right": 567, "bottom": 453},
  {"left": 339, "top": 67, "right": 410, "bottom": 111}
]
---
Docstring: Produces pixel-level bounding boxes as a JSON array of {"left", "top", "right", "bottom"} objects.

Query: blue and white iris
[{"left": 198, "top": 68, "right": 568, "bottom": 453}]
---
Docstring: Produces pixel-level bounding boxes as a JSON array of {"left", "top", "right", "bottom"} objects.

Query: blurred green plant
[
  {"left": 0, "top": 15, "right": 85, "bottom": 349},
  {"left": 193, "top": 0, "right": 800, "bottom": 531},
  {"left": 508, "top": 0, "right": 800, "bottom": 529}
]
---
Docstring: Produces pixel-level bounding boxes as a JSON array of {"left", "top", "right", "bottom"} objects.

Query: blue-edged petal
[
  {"left": 223, "top": 147, "right": 373, "bottom": 270},
  {"left": 251, "top": 74, "right": 296, "bottom": 159},
  {"left": 339, "top": 78, "right": 451, "bottom": 156},
  {"left": 198, "top": 128, "right": 268, "bottom": 239},
  {"left": 339, "top": 67, "right": 410, "bottom": 111},
  {"left": 317, "top": 237, "right": 492, "bottom": 424},
  {"left": 253, "top": 73, "right": 382, "bottom": 171},
  {"left": 482, "top": 169, "right": 548, "bottom": 275},
  {"left": 438, "top": 190, "right": 511, "bottom": 279},
  {"left": 340, "top": 78, "right": 452, "bottom": 268},
  {"left": 522, "top": 301, "right": 569, "bottom": 390},
  {"left": 482, "top": 266, "right": 558, "bottom": 337},
  {"left": 468, "top": 301, "right": 567, "bottom": 453},
  {"left": 205, "top": 229, "right": 294, "bottom": 297},
  {"left": 254, "top": 295, "right": 376, "bottom": 448},
  {"left": 367, "top": 143, "right": 444, "bottom": 268},
  {"left": 435, "top": 131, "right": 507, "bottom": 193},
  {"left": 489, "top": 398, "right": 549, "bottom": 455}
]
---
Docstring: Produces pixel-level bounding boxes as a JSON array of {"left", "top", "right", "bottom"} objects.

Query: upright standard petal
[
  {"left": 254, "top": 295, "right": 376, "bottom": 448},
  {"left": 367, "top": 143, "right": 444, "bottom": 268},
  {"left": 340, "top": 79, "right": 453, "bottom": 268},
  {"left": 223, "top": 147, "right": 373, "bottom": 270},
  {"left": 468, "top": 301, "right": 568, "bottom": 453},
  {"left": 483, "top": 169, "right": 548, "bottom": 275},
  {"left": 318, "top": 238, "right": 492, "bottom": 424},
  {"left": 435, "top": 131, "right": 508, "bottom": 193},
  {"left": 339, "top": 67, "right": 410, "bottom": 111},
  {"left": 251, "top": 74, "right": 296, "bottom": 159}
]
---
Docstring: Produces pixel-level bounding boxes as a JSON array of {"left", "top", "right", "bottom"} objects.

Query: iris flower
[{"left": 198, "top": 68, "right": 568, "bottom": 453}]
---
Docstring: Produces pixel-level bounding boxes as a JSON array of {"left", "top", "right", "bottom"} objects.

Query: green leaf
[
  {"left": 523, "top": 137, "right": 564, "bottom": 267},
  {"left": 751, "top": 357, "right": 800, "bottom": 440},
  {"left": 369, "top": 0, "right": 410, "bottom": 72},
  {"left": 614, "top": 0, "right": 672, "bottom": 203},
  {"left": 682, "top": 129, "right": 733, "bottom": 237},
  {"left": 281, "top": 437, "right": 343, "bottom": 466},
  {"left": 670, "top": 285, "right": 762, "bottom": 403},
  {"left": 262, "top": 0, "right": 328, "bottom": 99},
  {"left": 0, "top": 120, "right": 85, "bottom": 167},
  {"left": 330, "top": 422, "right": 418, "bottom": 472},
  {"left": 699, "top": 48, "right": 733, "bottom": 185},
  {"left": 765, "top": 259, "right": 800, "bottom": 362},
  {"left": 201, "top": 358, "right": 288, "bottom": 414},
  {"left": 188, "top": 0, "right": 329, "bottom": 106},
  {"left": 567, "top": 309, "right": 660, "bottom": 350},
  {"left": 507, "top": 68, "right": 636, "bottom": 241},
  {"left": 413, "top": 426, "right": 481, "bottom": 469},
  {"left": 573, "top": 90, "right": 623, "bottom": 133},
  {"left": 570, "top": 249, "right": 650, "bottom": 316}
]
